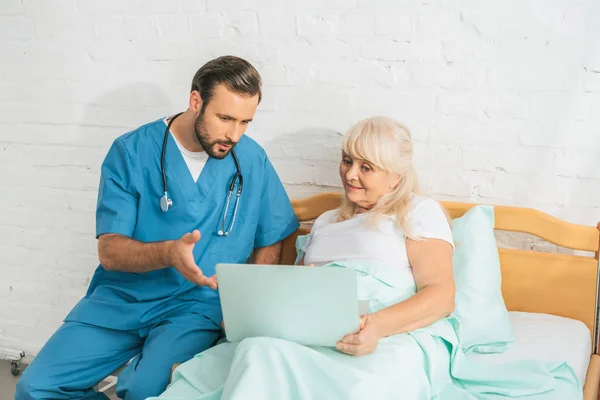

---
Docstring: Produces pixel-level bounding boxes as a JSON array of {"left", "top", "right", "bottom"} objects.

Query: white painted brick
[
  {"left": 584, "top": 70, "right": 600, "bottom": 92},
  {"left": 94, "top": 16, "right": 125, "bottom": 38},
  {"left": 0, "top": 247, "right": 53, "bottom": 270},
  {"left": 0, "top": 226, "right": 98, "bottom": 254},
  {"left": 438, "top": 92, "right": 529, "bottom": 120},
  {"left": 413, "top": 61, "right": 485, "bottom": 90},
  {"left": 556, "top": 151, "right": 600, "bottom": 179},
  {"left": 0, "top": 16, "right": 35, "bottom": 39},
  {"left": 206, "top": 0, "right": 258, "bottom": 12},
  {"left": 375, "top": 10, "right": 412, "bottom": 36},
  {"left": 197, "top": 38, "right": 278, "bottom": 65},
  {"left": 272, "top": 160, "right": 316, "bottom": 185},
  {"left": 360, "top": 38, "right": 442, "bottom": 62},
  {"left": 0, "top": 99, "right": 163, "bottom": 128},
  {"left": 2, "top": 206, "right": 95, "bottom": 235},
  {"left": 278, "top": 85, "right": 357, "bottom": 113},
  {"left": 460, "top": 6, "right": 552, "bottom": 40},
  {"left": 180, "top": 0, "right": 207, "bottom": 14},
  {"left": 519, "top": 120, "right": 600, "bottom": 149},
  {"left": 0, "top": 40, "right": 89, "bottom": 63},
  {"left": 76, "top": 0, "right": 139, "bottom": 15},
  {"left": 564, "top": 181, "right": 600, "bottom": 208},
  {"left": 339, "top": 12, "right": 375, "bottom": 35},
  {"left": 256, "top": 86, "right": 278, "bottom": 111},
  {"left": 563, "top": 206, "right": 600, "bottom": 227},
  {"left": 23, "top": 0, "right": 77, "bottom": 15},
  {"left": 358, "top": 0, "right": 409, "bottom": 8},
  {"left": 314, "top": 161, "right": 344, "bottom": 187},
  {"left": 463, "top": 146, "right": 555, "bottom": 175},
  {"left": 259, "top": 65, "right": 287, "bottom": 86},
  {"left": 257, "top": 11, "right": 297, "bottom": 37},
  {"left": 281, "top": 129, "right": 343, "bottom": 162},
  {"left": 476, "top": 176, "right": 527, "bottom": 202},
  {"left": 432, "top": 119, "right": 523, "bottom": 146},
  {"left": 430, "top": 143, "right": 463, "bottom": 167},
  {"left": 277, "top": 40, "right": 355, "bottom": 66},
  {"left": 146, "top": 40, "right": 201, "bottom": 61},
  {"left": 297, "top": 12, "right": 340, "bottom": 37},
  {"left": 0, "top": 142, "right": 104, "bottom": 173},
  {"left": 486, "top": 57, "right": 578, "bottom": 92},
  {"left": 360, "top": 61, "right": 409, "bottom": 88},
  {"left": 4, "top": 56, "right": 110, "bottom": 82},
  {"left": 0, "top": 123, "right": 124, "bottom": 149},
  {"left": 417, "top": 10, "right": 460, "bottom": 37},
  {"left": 0, "top": 165, "right": 100, "bottom": 192},
  {"left": 583, "top": 48, "right": 600, "bottom": 73},
  {"left": 0, "top": 0, "right": 22, "bottom": 15},
  {"left": 429, "top": 172, "right": 473, "bottom": 197},
  {"left": 528, "top": 93, "right": 591, "bottom": 121},
  {"left": 225, "top": 11, "right": 259, "bottom": 36},
  {"left": 0, "top": 304, "right": 66, "bottom": 329},
  {"left": 135, "top": 0, "right": 177, "bottom": 15},
  {"left": 590, "top": 94, "right": 600, "bottom": 122},
  {"left": 317, "top": 60, "right": 362, "bottom": 86},
  {"left": 354, "top": 88, "right": 437, "bottom": 119},
  {"left": 157, "top": 15, "right": 191, "bottom": 39},
  {"left": 35, "top": 17, "right": 94, "bottom": 41},
  {"left": 414, "top": 141, "right": 454, "bottom": 170},
  {"left": 190, "top": 14, "right": 225, "bottom": 38},
  {"left": 302, "top": 0, "right": 356, "bottom": 8},
  {"left": 0, "top": 184, "right": 98, "bottom": 213}
]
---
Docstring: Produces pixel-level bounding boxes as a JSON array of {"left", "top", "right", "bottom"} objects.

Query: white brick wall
[{"left": 1, "top": 0, "right": 600, "bottom": 359}]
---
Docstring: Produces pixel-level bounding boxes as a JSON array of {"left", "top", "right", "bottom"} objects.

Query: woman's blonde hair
[{"left": 335, "top": 116, "right": 420, "bottom": 238}]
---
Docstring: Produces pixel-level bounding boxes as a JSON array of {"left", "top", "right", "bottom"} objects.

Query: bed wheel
[{"left": 10, "top": 360, "right": 21, "bottom": 376}]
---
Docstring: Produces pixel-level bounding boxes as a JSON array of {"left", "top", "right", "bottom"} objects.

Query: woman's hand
[{"left": 336, "top": 315, "right": 381, "bottom": 356}]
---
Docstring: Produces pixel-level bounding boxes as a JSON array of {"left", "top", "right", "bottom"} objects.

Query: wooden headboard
[{"left": 281, "top": 192, "right": 600, "bottom": 351}]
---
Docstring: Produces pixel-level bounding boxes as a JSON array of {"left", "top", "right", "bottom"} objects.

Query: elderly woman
[
  {"left": 152, "top": 117, "right": 580, "bottom": 400},
  {"left": 297, "top": 116, "right": 454, "bottom": 358}
]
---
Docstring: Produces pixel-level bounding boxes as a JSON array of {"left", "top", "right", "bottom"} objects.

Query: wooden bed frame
[{"left": 281, "top": 192, "right": 600, "bottom": 400}]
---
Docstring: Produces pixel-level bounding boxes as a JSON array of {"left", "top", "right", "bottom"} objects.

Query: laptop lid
[{"left": 216, "top": 264, "right": 360, "bottom": 347}]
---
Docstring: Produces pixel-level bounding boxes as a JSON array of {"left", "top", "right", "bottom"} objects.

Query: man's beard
[{"left": 194, "top": 114, "right": 237, "bottom": 159}]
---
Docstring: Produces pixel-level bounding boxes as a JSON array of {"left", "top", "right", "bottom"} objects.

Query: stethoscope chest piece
[{"left": 160, "top": 192, "right": 173, "bottom": 212}]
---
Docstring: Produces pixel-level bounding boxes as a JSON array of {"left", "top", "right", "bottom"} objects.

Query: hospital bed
[{"left": 281, "top": 192, "right": 600, "bottom": 400}]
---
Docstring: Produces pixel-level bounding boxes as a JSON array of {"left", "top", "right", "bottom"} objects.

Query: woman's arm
[
  {"left": 337, "top": 238, "right": 454, "bottom": 356},
  {"left": 370, "top": 238, "right": 455, "bottom": 336}
]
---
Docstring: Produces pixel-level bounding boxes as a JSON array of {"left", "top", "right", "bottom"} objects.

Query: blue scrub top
[{"left": 65, "top": 119, "right": 300, "bottom": 330}]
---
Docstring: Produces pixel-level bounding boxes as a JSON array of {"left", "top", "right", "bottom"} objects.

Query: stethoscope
[{"left": 160, "top": 112, "right": 243, "bottom": 236}]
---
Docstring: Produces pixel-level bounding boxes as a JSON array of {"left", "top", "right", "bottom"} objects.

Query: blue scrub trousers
[{"left": 15, "top": 309, "right": 223, "bottom": 400}]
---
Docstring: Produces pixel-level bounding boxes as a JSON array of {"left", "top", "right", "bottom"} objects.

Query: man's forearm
[
  {"left": 98, "top": 234, "right": 174, "bottom": 273},
  {"left": 253, "top": 241, "right": 282, "bottom": 265}
]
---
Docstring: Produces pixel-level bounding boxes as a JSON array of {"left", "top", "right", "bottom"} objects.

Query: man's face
[{"left": 194, "top": 83, "right": 259, "bottom": 159}]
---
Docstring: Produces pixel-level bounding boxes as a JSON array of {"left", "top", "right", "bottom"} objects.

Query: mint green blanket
[{"left": 151, "top": 260, "right": 582, "bottom": 400}]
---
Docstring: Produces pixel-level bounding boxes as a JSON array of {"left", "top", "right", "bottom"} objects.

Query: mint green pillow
[{"left": 451, "top": 205, "right": 514, "bottom": 353}]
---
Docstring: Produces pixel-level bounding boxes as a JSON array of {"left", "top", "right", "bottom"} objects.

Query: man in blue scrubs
[{"left": 16, "top": 56, "right": 300, "bottom": 400}]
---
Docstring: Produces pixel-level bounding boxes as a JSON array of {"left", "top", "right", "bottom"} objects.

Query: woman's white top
[{"left": 302, "top": 195, "right": 454, "bottom": 270}]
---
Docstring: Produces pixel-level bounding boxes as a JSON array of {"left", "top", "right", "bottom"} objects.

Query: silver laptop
[{"left": 216, "top": 263, "right": 360, "bottom": 347}]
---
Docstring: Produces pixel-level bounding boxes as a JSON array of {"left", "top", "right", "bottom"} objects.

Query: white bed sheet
[{"left": 467, "top": 311, "right": 591, "bottom": 385}]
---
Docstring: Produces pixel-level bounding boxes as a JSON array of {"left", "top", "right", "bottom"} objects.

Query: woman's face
[{"left": 339, "top": 152, "right": 400, "bottom": 212}]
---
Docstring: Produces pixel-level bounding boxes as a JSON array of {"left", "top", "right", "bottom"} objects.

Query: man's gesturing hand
[{"left": 169, "top": 230, "right": 217, "bottom": 289}]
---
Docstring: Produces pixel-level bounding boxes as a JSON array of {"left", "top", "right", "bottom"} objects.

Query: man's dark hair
[{"left": 191, "top": 55, "right": 262, "bottom": 113}]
